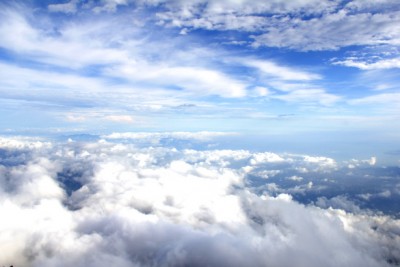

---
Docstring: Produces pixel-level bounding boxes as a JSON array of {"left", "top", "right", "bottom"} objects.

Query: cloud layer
[{"left": 0, "top": 136, "right": 399, "bottom": 266}]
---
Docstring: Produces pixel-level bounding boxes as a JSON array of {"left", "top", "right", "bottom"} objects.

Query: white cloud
[
  {"left": 0, "top": 136, "right": 50, "bottom": 151},
  {"left": 349, "top": 93, "right": 400, "bottom": 105},
  {"left": 104, "top": 115, "right": 135, "bottom": 123},
  {"left": 374, "top": 83, "right": 394, "bottom": 91},
  {"left": 0, "top": 2, "right": 353, "bottom": 121},
  {"left": 66, "top": 115, "right": 88, "bottom": 123},
  {"left": 250, "top": 152, "right": 285, "bottom": 164},
  {"left": 345, "top": 157, "right": 378, "bottom": 168},
  {"left": 0, "top": 6, "right": 249, "bottom": 100},
  {"left": 0, "top": 60, "right": 247, "bottom": 128},
  {"left": 345, "top": 0, "right": 400, "bottom": 12},
  {"left": 154, "top": 0, "right": 339, "bottom": 33},
  {"left": 315, "top": 196, "right": 363, "bottom": 213},
  {"left": 333, "top": 58, "right": 400, "bottom": 70},
  {"left": 250, "top": 86, "right": 270, "bottom": 97},
  {"left": 273, "top": 89, "right": 341, "bottom": 106},
  {"left": 92, "top": 0, "right": 129, "bottom": 13},
  {"left": 143, "top": 0, "right": 400, "bottom": 51},
  {"left": 0, "top": 62, "right": 105, "bottom": 96},
  {"left": 288, "top": 175, "right": 303, "bottom": 181},
  {"left": 108, "top": 64, "right": 247, "bottom": 98},
  {"left": 48, "top": 0, "right": 79, "bottom": 13},
  {"left": 0, "top": 8, "right": 130, "bottom": 68},
  {"left": 303, "top": 155, "right": 336, "bottom": 166},
  {"left": 0, "top": 136, "right": 399, "bottom": 266},
  {"left": 369, "top": 157, "right": 377, "bottom": 166},
  {"left": 244, "top": 59, "right": 321, "bottom": 81},
  {"left": 252, "top": 10, "right": 400, "bottom": 51}
]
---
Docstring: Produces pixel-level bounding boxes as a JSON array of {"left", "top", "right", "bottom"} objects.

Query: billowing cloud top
[{"left": 0, "top": 135, "right": 399, "bottom": 266}]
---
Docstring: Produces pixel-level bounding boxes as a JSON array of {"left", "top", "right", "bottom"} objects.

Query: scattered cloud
[
  {"left": 104, "top": 115, "right": 135, "bottom": 123},
  {"left": 141, "top": 0, "right": 400, "bottom": 51},
  {"left": 6, "top": 1, "right": 396, "bottom": 134},
  {"left": 251, "top": 10, "right": 400, "bottom": 51},
  {"left": 274, "top": 89, "right": 341, "bottom": 106},
  {"left": 349, "top": 93, "right": 400, "bottom": 105},
  {"left": 243, "top": 59, "right": 321, "bottom": 81},
  {"left": 288, "top": 175, "right": 303, "bottom": 181},
  {"left": 48, "top": 0, "right": 79, "bottom": 14},
  {"left": 107, "top": 64, "right": 248, "bottom": 98},
  {"left": 346, "top": 157, "right": 377, "bottom": 168},
  {"left": 333, "top": 58, "right": 400, "bottom": 70},
  {"left": 65, "top": 115, "right": 88, "bottom": 123}
]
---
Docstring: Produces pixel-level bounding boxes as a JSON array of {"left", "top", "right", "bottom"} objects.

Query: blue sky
[{"left": 0, "top": 0, "right": 400, "bottom": 157}]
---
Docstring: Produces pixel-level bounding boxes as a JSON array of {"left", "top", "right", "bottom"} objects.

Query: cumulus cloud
[
  {"left": 315, "top": 195, "right": 364, "bottom": 214},
  {"left": 0, "top": 136, "right": 399, "bottom": 267}
]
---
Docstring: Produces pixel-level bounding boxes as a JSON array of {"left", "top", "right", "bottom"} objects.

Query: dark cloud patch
[{"left": 247, "top": 163, "right": 400, "bottom": 217}]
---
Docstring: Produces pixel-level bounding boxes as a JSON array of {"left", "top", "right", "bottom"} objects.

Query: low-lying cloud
[{"left": 0, "top": 136, "right": 399, "bottom": 267}]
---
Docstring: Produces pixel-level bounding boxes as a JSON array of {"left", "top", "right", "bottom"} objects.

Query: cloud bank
[{"left": 0, "top": 136, "right": 399, "bottom": 267}]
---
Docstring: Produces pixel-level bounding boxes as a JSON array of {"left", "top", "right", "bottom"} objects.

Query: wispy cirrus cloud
[
  {"left": 0, "top": 4, "right": 247, "bottom": 99},
  {"left": 333, "top": 57, "right": 400, "bottom": 70},
  {"left": 0, "top": 1, "right": 347, "bottom": 133},
  {"left": 1, "top": 0, "right": 399, "bottom": 136},
  {"left": 243, "top": 59, "right": 321, "bottom": 81}
]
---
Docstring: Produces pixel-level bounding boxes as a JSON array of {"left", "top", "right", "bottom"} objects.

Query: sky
[
  {"left": 1, "top": 1, "right": 400, "bottom": 266},
  {"left": 0, "top": 0, "right": 399, "bottom": 144}
]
